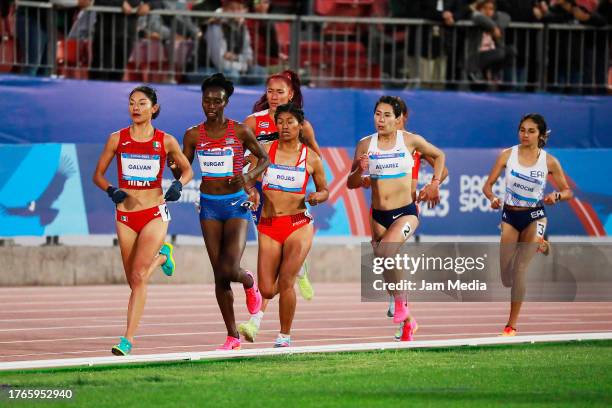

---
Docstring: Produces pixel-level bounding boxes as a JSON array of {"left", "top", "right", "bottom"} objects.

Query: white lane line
[
  {"left": 1, "top": 330, "right": 609, "bottom": 360},
  {"left": 2, "top": 332, "right": 611, "bottom": 371}
]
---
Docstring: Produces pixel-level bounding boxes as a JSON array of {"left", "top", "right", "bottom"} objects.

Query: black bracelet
[{"left": 555, "top": 192, "right": 561, "bottom": 202}]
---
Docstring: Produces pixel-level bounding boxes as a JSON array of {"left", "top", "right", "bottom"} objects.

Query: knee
[
  {"left": 260, "top": 286, "right": 275, "bottom": 300},
  {"left": 218, "top": 262, "right": 240, "bottom": 283},
  {"left": 214, "top": 274, "right": 231, "bottom": 290},
  {"left": 129, "top": 267, "right": 147, "bottom": 289},
  {"left": 278, "top": 275, "right": 295, "bottom": 293}
]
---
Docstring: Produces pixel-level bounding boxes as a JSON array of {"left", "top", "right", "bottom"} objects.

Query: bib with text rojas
[
  {"left": 263, "top": 141, "right": 308, "bottom": 193},
  {"left": 367, "top": 130, "right": 413, "bottom": 179},
  {"left": 264, "top": 163, "right": 307, "bottom": 192},
  {"left": 120, "top": 153, "right": 161, "bottom": 182},
  {"left": 198, "top": 147, "right": 235, "bottom": 178}
]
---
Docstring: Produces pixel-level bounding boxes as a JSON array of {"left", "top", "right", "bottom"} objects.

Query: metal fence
[{"left": 1, "top": 1, "right": 610, "bottom": 93}]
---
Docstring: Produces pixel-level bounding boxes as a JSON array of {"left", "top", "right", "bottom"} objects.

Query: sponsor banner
[
  {"left": 1, "top": 144, "right": 610, "bottom": 237},
  {"left": 1, "top": 75, "right": 612, "bottom": 148}
]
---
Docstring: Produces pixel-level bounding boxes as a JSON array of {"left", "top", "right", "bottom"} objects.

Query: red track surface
[{"left": 1, "top": 283, "right": 611, "bottom": 363}]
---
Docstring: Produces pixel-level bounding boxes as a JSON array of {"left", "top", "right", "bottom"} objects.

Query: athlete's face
[
  {"left": 518, "top": 119, "right": 540, "bottom": 147},
  {"left": 266, "top": 78, "right": 293, "bottom": 110},
  {"left": 129, "top": 91, "right": 158, "bottom": 124},
  {"left": 276, "top": 112, "right": 302, "bottom": 142},
  {"left": 202, "top": 88, "right": 227, "bottom": 121},
  {"left": 374, "top": 103, "right": 400, "bottom": 135}
]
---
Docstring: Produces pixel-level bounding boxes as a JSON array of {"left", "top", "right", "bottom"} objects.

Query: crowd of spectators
[{"left": 1, "top": 0, "right": 610, "bottom": 92}]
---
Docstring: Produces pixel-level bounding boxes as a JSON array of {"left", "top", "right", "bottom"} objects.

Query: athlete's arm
[
  {"left": 422, "top": 154, "right": 449, "bottom": 183},
  {"left": 482, "top": 148, "right": 511, "bottom": 209},
  {"left": 347, "top": 137, "right": 370, "bottom": 189},
  {"left": 410, "top": 134, "right": 445, "bottom": 183},
  {"left": 410, "top": 133, "right": 445, "bottom": 207},
  {"left": 306, "top": 151, "right": 329, "bottom": 206},
  {"left": 93, "top": 132, "right": 119, "bottom": 192},
  {"left": 164, "top": 134, "right": 193, "bottom": 187},
  {"left": 301, "top": 120, "right": 323, "bottom": 158},
  {"left": 232, "top": 123, "right": 270, "bottom": 188},
  {"left": 93, "top": 132, "right": 127, "bottom": 204},
  {"left": 170, "top": 127, "right": 197, "bottom": 180},
  {"left": 543, "top": 154, "right": 573, "bottom": 205}
]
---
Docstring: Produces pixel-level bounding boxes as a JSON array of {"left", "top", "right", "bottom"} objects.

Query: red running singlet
[
  {"left": 411, "top": 150, "right": 421, "bottom": 180},
  {"left": 195, "top": 120, "right": 244, "bottom": 180},
  {"left": 116, "top": 127, "right": 166, "bottom": 190},
  {"left": 252, "top": 110, "right": 279, "bottom": 142}
]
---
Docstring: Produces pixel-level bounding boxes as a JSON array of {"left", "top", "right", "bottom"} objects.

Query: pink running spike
[
  {"left": 400, "top": 319, "right": 419, "bottom": 341},
  {"left": 217, "top": 336, "right": 241, "bottom": 351},
  {"left": 393, "top": 298, "right": 409, "bottom": 323},
  {"left": 244, "top": 270, "right": 263, "bottom": 314}
]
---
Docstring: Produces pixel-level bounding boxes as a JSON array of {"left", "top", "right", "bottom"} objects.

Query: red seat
[
  {"left": 275, "top": 22, "right": 291, "bottom": 56},
  {"left": 56, "top": 38, "right": 91, "bottom": 79},
  {"left": 125, "top": 39, "right": 168, "bottom": 83},
  {"left": 325, "top": 41, "right": 367, "bottom": 67},
  {"left": 315, "top": 0, "right": 374, "bottom": 16}
]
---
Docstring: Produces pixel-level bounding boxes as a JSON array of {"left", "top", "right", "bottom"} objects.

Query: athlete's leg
[
  {"left": 123, "top": 218, "right": 168, "bottom": 343},
  {"left": 507, "top": 218, "right": 547, "bottom": 329},
  {"left": 201, "top": 219, "right": 236, "bottom": 337},
  {"left": 378, "top": 215, "right": 419, "bottom": 329},
  {"left": 277, "top": 223, "right": 314, "bottom": 335},
  {"left": 377, "top": 215, "right": 420, "bottom": 299},
  {"left": 238, "top": 231, "right": 282, "bottom": 342},
  {"left": 212, "top": 218, "right": 252, "bottom": 338},
  {"left": 500, "top": 222, "right": 520, "bottom": 288},
  {"left": 257, "top": 232, "right": 282, "bottom": 299}
]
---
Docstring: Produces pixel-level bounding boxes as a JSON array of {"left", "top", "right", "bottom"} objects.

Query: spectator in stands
[
  {"left": 467, "top": 0, "right": 516, "bottom": 83},
  {"left": 542, "top": 0, "right": 598, "bottom": 92},
  {"left": 88, "top": 0, "right": 152, "bottom": 81},
  {"left": 205, "top": 0, "right": 265, "bottom": 84},
  {"left": 381, "top": 1, "right": 458, "bottom": 88},
  {"left": 0, "top": 0, "right": 13, "bottom": 42},
  {"left": 495, "top": 1, "right": 549, "bottom": 89},
  {"left": 247, "top": 0, "right": 288, "bottom": 72},
  {"left": 570, "top": 0, "right": 612, "bottom": 93},
  {"left": 16, "top": 0, "right": 51, "bottom": 75},
  {"left": 443, "top": 0, "right": 474, "bottom": 89},
  {"left": 138, "top": 0, "right": 202, "bottom": 42}
]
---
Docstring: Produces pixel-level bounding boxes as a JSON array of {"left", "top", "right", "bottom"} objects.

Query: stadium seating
[
  {"left": 56, "top": 38, "right": 91, "bottom": 79},
  {"left": 124, "top": 39, "right": 168, "bottom": 83}
]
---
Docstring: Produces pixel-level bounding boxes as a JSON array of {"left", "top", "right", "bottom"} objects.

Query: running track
[{"left": 1, "top": 283, "right": 611, "bottom": 363}]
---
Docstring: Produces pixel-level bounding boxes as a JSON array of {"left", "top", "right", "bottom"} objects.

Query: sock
[
  {"left": 278, "top": 333, "right": 290, "bottom": 339},
  {"left": 297, "top": 263, "right": 306, "bottom": 278},
  {"left": 250, "top": 311, "right": 264, "bottom": 327}
]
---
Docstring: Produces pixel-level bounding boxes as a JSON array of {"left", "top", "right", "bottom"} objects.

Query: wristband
[{"left": 555, "top": 192, "right": 561, "bottom": 202}]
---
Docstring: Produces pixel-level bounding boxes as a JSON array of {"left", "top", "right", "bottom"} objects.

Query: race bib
[
  {"left": 198, "top": 148, "right": 234, "bottom": 178},
  {"left": 121, "top": 153, "right": 160, "bottom": 181}
]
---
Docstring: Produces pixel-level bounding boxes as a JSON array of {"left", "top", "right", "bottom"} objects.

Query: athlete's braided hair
[{"left": 201, "top": 73, "right": 234, "bottom": 100}]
